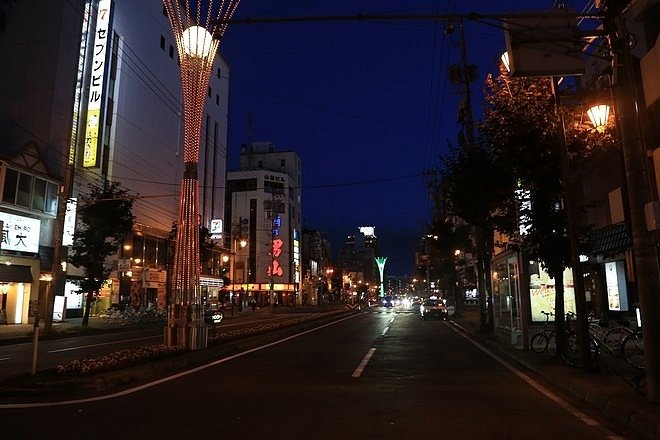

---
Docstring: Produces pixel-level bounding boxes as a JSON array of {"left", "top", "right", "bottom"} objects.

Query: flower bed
[
  {"left": 55, "top": 345, "right": 187, "bottom": 375},
  {"left": 55, "top": 310, "right": 343, "bottom": 376}
]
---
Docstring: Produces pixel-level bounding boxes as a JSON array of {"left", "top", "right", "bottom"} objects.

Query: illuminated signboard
[
  {"left": 293, "top": 229, "right": 300, "bottom": 284},
  {"left": 210, "top": 218, "right": 223, "bottom": 239},
  {"left": 63, "top": 198, "right": 77, "bottom": 246},
  {"left": 0, "top": 212, "right": 41, "bottom": 253},
  {"left": 83, "top": 0, "right": 112, "bottom": 168},
  {"left": 268, "top": 215, "right": 284, "bottom": 279},
  {"left": 605, "top": 261, "right": 629, "bottom": 311}
]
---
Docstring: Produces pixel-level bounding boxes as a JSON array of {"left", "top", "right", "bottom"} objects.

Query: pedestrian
[{"left": 251, "top": 298, "right": 257, "bottom": 311}]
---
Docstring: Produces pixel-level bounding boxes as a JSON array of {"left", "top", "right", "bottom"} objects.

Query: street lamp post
[{"left": 162, "top": 0, "right": 240, "bottom": 350}]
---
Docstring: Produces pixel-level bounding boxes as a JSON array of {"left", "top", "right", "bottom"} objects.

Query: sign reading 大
[{"left": 0, "top": 212, "right": 41, "bottom": 253}]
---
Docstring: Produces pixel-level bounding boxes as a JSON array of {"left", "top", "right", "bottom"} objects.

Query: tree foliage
[
  {"left": 480, "top": 67, "right": 570, "bottom": 279},
  {"left": 69, "top": 180, "right": 134, "bottom": 326}
]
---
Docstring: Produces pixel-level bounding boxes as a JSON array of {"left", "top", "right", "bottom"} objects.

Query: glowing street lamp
[
  {"left": 587, "top": 104, "right": 611, "bottom": 132},
  {"left": 162, "top": 0, "right": 241, "bottom": 350}
]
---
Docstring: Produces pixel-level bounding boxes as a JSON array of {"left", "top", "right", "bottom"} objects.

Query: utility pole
[
  {"left": 448, "top": 20, "right": 493, "bottom": 333},
  {"left": 602, "top": 0, "right": 660, "bottom": 402}
]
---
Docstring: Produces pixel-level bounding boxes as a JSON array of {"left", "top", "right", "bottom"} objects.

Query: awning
[
  {"left": 0, "top": 265, "right": 33, "bottom": 283},
  {"left": 586, "top": 223, "right": 632, "bottom": 257}
]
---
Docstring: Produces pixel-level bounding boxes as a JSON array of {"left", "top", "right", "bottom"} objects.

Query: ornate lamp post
[{"left": 162, "top": 0, "right": 241, "bottom": 350}]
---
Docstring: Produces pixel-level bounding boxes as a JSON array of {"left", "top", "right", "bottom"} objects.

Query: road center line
[
  {"left": 381, "top": 326, "right": 389, "bottom": 336},
  {"left": 352, "top": 348, "right": 376, "bottom": 378}
]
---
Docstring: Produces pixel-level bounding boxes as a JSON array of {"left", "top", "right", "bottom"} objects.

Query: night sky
[{"left": 219, "top": 0, "right": 572, "bottom": 276}]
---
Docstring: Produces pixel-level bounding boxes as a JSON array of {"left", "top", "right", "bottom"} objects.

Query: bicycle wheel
[
  {"left": 604, "top": 326, "right": 633, "bottom": 353},
  {"left": 561, "top": 332, "right": 598, "bottom": 368},
  {"left": 530, "top": 333, "right": 548, "bottom": 353},
  {"left": 621, "top": 332, "right": 645, "bottom": 370},
  {"left": 561, "top": 332, "right": 581, "bottom": 367}
]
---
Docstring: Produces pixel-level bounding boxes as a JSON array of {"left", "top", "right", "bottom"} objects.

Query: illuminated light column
[
  {"left": 375, "top": 257, "right": 387, "bottom": 298},
  {"left": 162, "top": 0, "right": 241, "bottom": 350}
]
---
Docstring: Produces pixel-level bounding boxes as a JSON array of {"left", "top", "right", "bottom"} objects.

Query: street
[
  {"left": 0, "top": 313, "right": 300, "bottom": 381},
  {"left": 0, "top": 309, "right": 634, "bottom": 439}
]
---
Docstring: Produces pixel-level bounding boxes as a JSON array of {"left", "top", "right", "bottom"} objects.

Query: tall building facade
[
  {"left": 226, "top": 142, "right": 302, "bottom": 306},
  {"left": 0, "top": 0, "right": 230, "bottom": 321}
]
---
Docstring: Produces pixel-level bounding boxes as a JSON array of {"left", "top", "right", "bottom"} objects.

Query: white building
[
  {"left": 226, "top": 142, "right": 302, "bottom": 306},
  {"left": 0, "top": 0, "right": 230, "bottom": 321}
]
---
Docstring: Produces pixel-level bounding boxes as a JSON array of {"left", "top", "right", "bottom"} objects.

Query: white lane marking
[
  {"left": 381, "top": 327, "right": 389, "bottom": 336},
  {"left": 0, "top": 357, "right": 10, "bottom": 361},
  {"left": 47, "top": 316, "right": 312, "bottom": 353},
  {"left": 352, "top": 348, "right": 376, "bottom": 378},
  {"left": 48, "top": 336, "right": 159, "bottom": 353},
  {"left": 0, "top": 313, "right": 361, "bottom": 409},
  {"left": 448, "top": 324, "right": 624, "bottom": 440}
]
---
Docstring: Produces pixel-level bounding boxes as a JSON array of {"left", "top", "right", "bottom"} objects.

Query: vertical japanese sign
[
  {"left": 83, "top": 0, "right": 112, "bottom": 168},
  {"left": 268, "top": 215, "right": 284, "bottom": 279},
  {"left": 293, "top": 229, "right": 300, "bottom": 284},
  {"left": 62, "top": 198, "right": 78, "bottom": 246}
]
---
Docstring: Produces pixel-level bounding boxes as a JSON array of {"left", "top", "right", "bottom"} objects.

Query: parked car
[{"left": 420, "top": 299, "right": 448, "bottom": 320}]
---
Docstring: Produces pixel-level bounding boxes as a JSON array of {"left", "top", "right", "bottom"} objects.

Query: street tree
[
  {"left": 479, "top": 64, "right": 616, "bottom": 349},
  {"left": 431, "top": 135, "right": 517, "bottom": 333},
  {"left": 69, "top": 181, "right": 134, "bottom": 326}
]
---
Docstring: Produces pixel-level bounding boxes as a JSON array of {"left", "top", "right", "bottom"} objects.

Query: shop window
[
  {"left": 45, "top": 182, "right": 58, "bottom": 215},
  {"left": 157, "top": 238, "right": 168, "bottom": 266},
  {"left": 32, "top": 178, "right": 46, "bottom": 211},
  {"left": 16, "top": 172, "right": 32, "bottom": 207},
  {"left": 134, "top": 234, "right": 145, "bottom": 262},
  {"left": 144, "top": 237, "right": 157, "bottom": 266},
  {"left": 2, "top": 168, "right": 18, "bottom": 204}
]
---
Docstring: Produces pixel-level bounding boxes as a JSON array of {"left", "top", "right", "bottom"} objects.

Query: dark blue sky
[{"left": 219, "top": 0, "right": 566, "bottom": 276}]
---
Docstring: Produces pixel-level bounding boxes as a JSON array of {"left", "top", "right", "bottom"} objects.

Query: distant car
[
  {"left": 420, "top": 299, "right": 448, "bottom": 320},
  {"left": 382, "top": 296, "right": 394, "bottom": 307}
]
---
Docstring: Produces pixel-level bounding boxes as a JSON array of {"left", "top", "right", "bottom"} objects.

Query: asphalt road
[
  {"left": 0, "top": 314, "right": 297, "bottom": 381},
  {"left": 0, "top": 309, "right": 637, "bottom": 439}
]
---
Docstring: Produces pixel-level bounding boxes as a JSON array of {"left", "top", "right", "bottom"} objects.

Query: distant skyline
[{"left": 219, "top": 0, "right": 571, "bottom": 276}]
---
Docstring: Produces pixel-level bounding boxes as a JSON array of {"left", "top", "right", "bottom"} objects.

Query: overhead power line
[{"left": 213, "top": 11, "right": 603, "bottom": 26}]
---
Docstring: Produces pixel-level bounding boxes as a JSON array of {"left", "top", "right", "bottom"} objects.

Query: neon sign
[{"left": 268, "top": 215, "right": 284, "bottom": 278}]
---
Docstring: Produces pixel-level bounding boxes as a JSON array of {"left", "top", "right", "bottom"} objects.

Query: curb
[{"left": 449, "top": 316, "right": 660, "bottom": 440}]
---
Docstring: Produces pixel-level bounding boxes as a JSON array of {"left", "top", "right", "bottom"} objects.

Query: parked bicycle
[
  {"left": 559, "top": 311, "right": 599, "bottom": 368},
  {"left": 530, "top": 311, "right": 557, "bottom": 357},
  {"left": 621, "top": 329, "right": 645, "bottom": 370},
  {"left": 588, "top": 318, "right": 633, "bottom": 355}
]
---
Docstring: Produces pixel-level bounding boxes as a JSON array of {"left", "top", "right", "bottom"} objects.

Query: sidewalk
[{"left": 451, "top": 307, "right": 660, "bottom": 440}]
